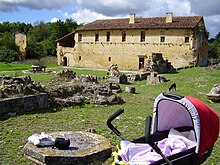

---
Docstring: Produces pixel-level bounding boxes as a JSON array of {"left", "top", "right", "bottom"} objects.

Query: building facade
[{"left": 57, "top": 13, "right": 208, "bottom": 70}]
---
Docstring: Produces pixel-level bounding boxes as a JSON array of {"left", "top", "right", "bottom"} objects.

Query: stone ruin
[
  {"left": 56, "top": 69, "right": 76, "bottom": 79},
  {"left": 125, "top": 86, "right": 136, "bottom": 93},
  {"left": 0, "top": 70, "right": 123, "bottom": 114},
  {"left": 107, "top": 64, "right": 121, "bottom": 76},
  {"left": 15, "top": 33, "right": 27, "bottom": 61},
  {"left": 49, "top": 70, "right": 122, "bottom": 106},
  {"left": 206, "top": 84, "right": 220, "bottom": 102},
  {"left": 74, "top": 74, "right": 98, "bottom": 84},
  {"left": 127, "top": 72, "right": 149, "bottom": 81},
  {"left": 0, "top": 75, "right": 45, "bottom": 99},
  {"left": 146, "top": 72, "right": 170, "bottom": 85},
  {"left": 106, "top": 64, "right": 128, "bottom": 84},
  {"left": 144, "top": 53, "right": 174, "bottom": 73},
  {"left": 49, "top": 81, "right": 122, "bottom": 106},
  {"left": 106, "top": 62, "right": 170, "bottom": 85}
]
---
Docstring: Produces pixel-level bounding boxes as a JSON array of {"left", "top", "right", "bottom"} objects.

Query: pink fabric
[{"left": 119, "top": 138, "right": 187, "bottom": 164}]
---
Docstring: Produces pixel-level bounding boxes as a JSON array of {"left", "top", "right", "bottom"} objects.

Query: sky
[{"left": 0, "top": 0, "right": 219, "bottom": 38}]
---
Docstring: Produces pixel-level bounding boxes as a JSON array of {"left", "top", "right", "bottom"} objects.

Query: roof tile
[{"left": 76, "top": 16, "right": 203, "bottom": 31}]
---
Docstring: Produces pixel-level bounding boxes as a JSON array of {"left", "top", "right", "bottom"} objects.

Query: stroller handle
[
  {"left": 163, "top": 92, "right": 183, "bottom": 100},
  {"left": 107, "top": 108, "right": 126, "bottom": 140},
  {"left": 145, "top": 116, "right": 173, "bottom": 165}
]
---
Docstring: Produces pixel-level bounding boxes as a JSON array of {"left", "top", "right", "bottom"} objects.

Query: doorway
[
  {"left": 139, "top": 57, "right": 144, "bottom": 69},
  {"left": 63, "top": 57, "right": 67, "bottom": 66}
]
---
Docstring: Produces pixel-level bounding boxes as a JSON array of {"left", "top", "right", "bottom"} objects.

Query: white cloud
[
  {"left": 204, "top": 15, "right": 220, "bottom": 38},
  {"left": 190, "top": 0, "right": 220, "bottom": 16},
  {"left": 64, "top": 8, "right": 118, "bottom": 24},
  {"left": 50, "top": 17, "right": 59, "bottom": 23},
  {"left": 70, "top": 0, "right": 220, "bottom": 37},
  {"left": 74, "top": 0, "right": 149, "bottom": 16},
  {"left": 166, "top": 0, "right": 191, "bottom": 16},
  {"left": 0, "top": 0, "right": 219, "bottom": 37}
]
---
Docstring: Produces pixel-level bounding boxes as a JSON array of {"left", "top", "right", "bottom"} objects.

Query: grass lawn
[{"left": 0, "top": 63, "right": 219, "bottom": 164}]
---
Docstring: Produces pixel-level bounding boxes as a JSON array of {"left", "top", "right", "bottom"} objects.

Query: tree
[
  {"left": 0, "top": 20, "right": 82, "bottom": 61},
  {"left": 0, "top": 46, "right": 19, "bottom": 62},
  {"left": 26, "top": 22, "right": 52, "bottom": 59},
  {"left": 0, "top": 32, "right": 16, "bottom": 50},
  {"left": 48, "top": 19, "right": 80, "bottom": 56},
  {"left": 208, "top": 32, "right": 220, "bottom": 59},
  {"left": 0, "top": 32, "right": 19, "bottom": 62}
]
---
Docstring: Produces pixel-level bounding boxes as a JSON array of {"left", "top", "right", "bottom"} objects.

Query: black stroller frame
[{"left": 107, "top": 93, "right": 219, "bottom": 165}]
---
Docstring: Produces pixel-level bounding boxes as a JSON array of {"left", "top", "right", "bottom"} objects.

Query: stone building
[{"left": 56, "top": 13, "right": 208, "bottom": 70}]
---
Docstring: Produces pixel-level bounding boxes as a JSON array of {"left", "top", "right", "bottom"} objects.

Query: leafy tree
[
  {"left": 0, "top": 32, "right": 16, "bottom": 50},
  {"left": 27, "top": 22, "right": 51, "bottom": 42},
  {"left": 208, "top": 32, "right": 220, "bottom": 59},
  {"left": 26, "top": 22, "right": 52, "bottom": 59},
  {"left": 0, "top": 20, "right": 82, "bottom": 61},
  {"left": 65, "top": 18, "right": 79, "bottom": 33},
  {"left": 48, "top": 19, "right": 80, "bottom": 56},
  {"left": 0, "top": 46, "right": 19, "bottom": 62},
  {"left": 0, "top": 32, "right": 19, "bottom": 62}
]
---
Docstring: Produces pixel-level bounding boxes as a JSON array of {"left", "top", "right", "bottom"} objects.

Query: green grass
[
  {"left": 0, "top": 63, "right": 32, "bottom": 71},
  {"left": 0, "top": 63, "right": 219, "bottom": 165},
  {"left": 0, "top": 62, "right": 107, "bottom": 82}
]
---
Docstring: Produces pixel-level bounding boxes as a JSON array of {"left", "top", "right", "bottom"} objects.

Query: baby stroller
[{"left": 107, "top": 93, "right": 219, "bottom": 165}]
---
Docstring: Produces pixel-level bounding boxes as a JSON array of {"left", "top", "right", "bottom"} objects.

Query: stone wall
[
  {"left": 0, "top": 93, "right": 48, "bottom": 114},
  {"left": 57, "top": 27, "right": 208, "bottom": 69}
]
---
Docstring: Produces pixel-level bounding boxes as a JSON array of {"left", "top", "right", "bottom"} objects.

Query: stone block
[{"left": 125, "top": 86, "right": 135, "bottom": 93}]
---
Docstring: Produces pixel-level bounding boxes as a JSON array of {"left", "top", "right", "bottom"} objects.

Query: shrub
[{"left": 0, "top": 47, "right": 19, "bottom": 63}]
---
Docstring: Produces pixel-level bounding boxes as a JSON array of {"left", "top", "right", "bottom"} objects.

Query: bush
[{"left": 0, "top": 47, "right": 19, "bottom": 63}]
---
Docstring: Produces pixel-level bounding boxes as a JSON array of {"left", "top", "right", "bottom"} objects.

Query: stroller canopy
[{"left": 152, "top": 93, "right": 219, "bottom": 157}]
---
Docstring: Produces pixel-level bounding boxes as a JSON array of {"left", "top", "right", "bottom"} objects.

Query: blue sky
[
  {"left": 0, "top": 0, "right": 220, "bottom": 38},
  {"left": 0, "top": 7, "right": 62, "bottom": 23}
]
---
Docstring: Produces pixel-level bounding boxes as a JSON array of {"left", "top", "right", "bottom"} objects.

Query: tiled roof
[{"left": 76, "top": 16, "right": 203, "bottom": 31}]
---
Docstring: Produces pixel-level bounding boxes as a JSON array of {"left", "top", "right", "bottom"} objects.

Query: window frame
[
  {"left": 122, "top": 31, "right": 126, "bottom": 42},
  {"left": 160, "top": 36, "right": 165, "bottom": 43},
  {"left": 185, "top": 36, "right": 189, "bottom": 43},
  {"left": 106, "top": 31, "right": 110, "bottom": 42},
  {"left": 95, "top": 32, "right": 99, "bottom": 42},
  {"left": 140, "top": 31, "right": 145, "bottom": 42},
  {"left": 78, "top": 33, "right": 82, "bottom": 42}
]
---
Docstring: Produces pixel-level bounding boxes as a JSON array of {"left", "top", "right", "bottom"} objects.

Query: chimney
[
  {"left": 129, "top": 13, "right": 135, "bottom": 24},
  {"left": 166, "top": 12, "right": 173, "bottom": 23}
]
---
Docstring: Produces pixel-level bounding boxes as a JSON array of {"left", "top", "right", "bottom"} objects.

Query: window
[
  {"left": 108, "top": 57, "right": 111, "bottom": 62},
  {"left": 95, "top": 32, "right": 99, "bottom": 41},
  {"left": 122, "top": 31, "right": 126, "bottom": 42},
  {"left": 79, "top": 56, "right": 81, "bottom": 60},
  {"left": 78, "top": 33, "right": 82, "bottom": 42},
  {"left": 106, "top": 32, "right": 110, "bottom": 42},
  {"left": 185, "top": 37, "right": 189, "bottom": 43},
  {"left": 160, "top": 36, "right": 165, "bottom": 42},
  {"left": 140, "top": 31, "right": 145, "bottom": 42}
]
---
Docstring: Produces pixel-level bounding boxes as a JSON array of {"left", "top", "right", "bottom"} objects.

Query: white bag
[{"left": 28, "top": 132, "right": 54, "bottom": 147}]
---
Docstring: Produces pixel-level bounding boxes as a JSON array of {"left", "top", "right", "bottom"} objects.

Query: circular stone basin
[{"left": 24, "top": 131, "right": 112, "bottom": 165}]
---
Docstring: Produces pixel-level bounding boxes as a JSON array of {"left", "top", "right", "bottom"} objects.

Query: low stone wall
[{"left": 0, "top": 93, "right": 48, "bottom": 114}]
